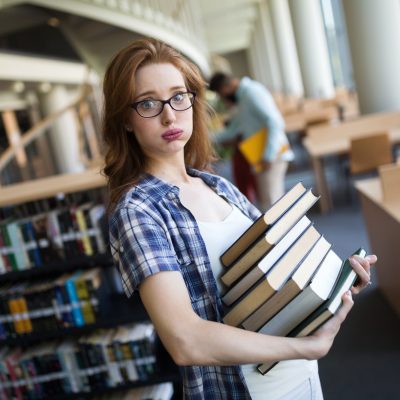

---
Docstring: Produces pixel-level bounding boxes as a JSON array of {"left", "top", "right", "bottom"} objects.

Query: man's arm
[{"left": 213, "top": 115, "right": 241, "bottom": 144}]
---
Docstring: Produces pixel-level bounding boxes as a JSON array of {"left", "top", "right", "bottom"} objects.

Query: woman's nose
[{"left": 161, "top": 103, "right": 176, "bottom": 125}]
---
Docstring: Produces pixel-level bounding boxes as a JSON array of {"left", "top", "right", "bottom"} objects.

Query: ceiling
[
  {"left": 198, "top": 0, "right": 262, "bottom": 54},
  {"left": 0, "top": 0, "right": 263, "bottom": 73}
]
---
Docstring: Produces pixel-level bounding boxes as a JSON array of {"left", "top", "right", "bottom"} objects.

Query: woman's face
[{"left": 127, "top": 62, "right": 194, "bottom": 161}]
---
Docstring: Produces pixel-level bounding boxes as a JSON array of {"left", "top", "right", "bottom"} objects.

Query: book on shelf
[
  {"left": 0, "top": 269, "right": 103, "bottom": 340},
  {"left": 0, "top": 203, "right": 108, "bottom": 276},
  {"left": 257, "top": 248, "right": 365, "bottom": 375},
  {"left": 222, "top": 224, "right": 321, "bottom": 327},
  {"left": 221, "top": 187, "right": 319, "bottom": 287}
]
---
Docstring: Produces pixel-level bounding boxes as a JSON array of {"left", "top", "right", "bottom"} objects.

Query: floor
[{"left": 311, "top": 197, "right": 400, "bottom": 400}]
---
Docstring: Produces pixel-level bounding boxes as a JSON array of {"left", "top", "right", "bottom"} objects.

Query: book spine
[
  {"left": 75, "top": 209, "right": 93, "bottom": 256},
  {"left": 8, "top": 223, "right": 29, "bottom": 270},
  {"left": 24, "top": 221, "right": 43, "bottom": 268},
  {"left": 89, "top": 205, "right": 106, "bottom": 253},
  {"left": 54, "top": 285, "right": 73, "bottom": 328},
  {"left": 65, "top": 279, "right": 85, "bottom": 327},
  {"left": 74, "top": 279, "right": 96, "bottom": 325},
  {"left": 17, "top": 297, "right": 32, "bottom": 334},
  {"left": 1, "top": 225, "right": 18, "bottom": 271}
]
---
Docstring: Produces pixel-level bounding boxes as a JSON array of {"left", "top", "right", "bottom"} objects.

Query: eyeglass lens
[{"left": 136, "top": 92, "right": 194, "bottom": 117}]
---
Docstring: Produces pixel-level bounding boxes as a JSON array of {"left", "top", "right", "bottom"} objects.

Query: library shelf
[
  {"left": 52, "top": 370, "right": 181, "bottom": 400},
  {"left": 0, "top": 253, "right": 113, "bottom": 283},
  {"left": 0, "top": 292, "right": 148, "bottom": 347},
  {"left": 19, "top": 338, "right": 181, "bottom": 400}
]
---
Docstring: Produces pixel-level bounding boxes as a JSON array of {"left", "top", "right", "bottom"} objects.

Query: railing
[
  {"left": 0, "top": 0, "right": 208, "bottom": 69},
  {"left": 0, "top": 85, "right": 103, "bottom": 186},
  {"left": 81, "top": 0, "right": 206, "bottom": 48}
]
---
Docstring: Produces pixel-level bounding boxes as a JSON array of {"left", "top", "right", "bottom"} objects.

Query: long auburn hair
[{"left": 102, "top": 38, "right": 216, "bottom": 211}]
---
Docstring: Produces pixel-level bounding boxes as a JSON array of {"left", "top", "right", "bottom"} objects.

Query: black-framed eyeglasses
[{"left": 130, "top": 91, "right": 196, "bottom": 118}]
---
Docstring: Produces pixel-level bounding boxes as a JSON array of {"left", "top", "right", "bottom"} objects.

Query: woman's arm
[{"left": 139, "top": 270, "right": 354, "bottom": 367}]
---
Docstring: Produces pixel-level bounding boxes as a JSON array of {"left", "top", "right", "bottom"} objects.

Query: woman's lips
[{"left": 161, "top": 128, "right": 183, "bottom": 141}]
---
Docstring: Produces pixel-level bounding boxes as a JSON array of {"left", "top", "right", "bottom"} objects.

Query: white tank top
[{"left": 196, "top": 205, "right": 318, "bottom": 399}]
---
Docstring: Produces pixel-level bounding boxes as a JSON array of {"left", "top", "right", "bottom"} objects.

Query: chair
[
  {"left": 345, "top": 132, "right": 393, "bottom": 203},
  {"left": 350, "top": 132, "right": 393, "bottom": 174}
]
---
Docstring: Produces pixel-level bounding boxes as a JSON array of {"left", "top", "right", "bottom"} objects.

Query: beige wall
[{"left": 223, "top": 50, "right": 251, "bottom": 78}]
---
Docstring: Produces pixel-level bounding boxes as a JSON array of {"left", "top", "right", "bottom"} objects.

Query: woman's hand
[
  {"left": 305, "top": 290, "right": 354, "bottom": 359},
  {"left": 303, "top": 254, "right": 377, "bottom": 360},
  {"left": 349, "top": 254, "right": 377, "bottom": 294}
]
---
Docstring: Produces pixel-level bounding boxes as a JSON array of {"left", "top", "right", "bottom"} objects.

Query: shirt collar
[{"left": 138, "top": 168, "right": 220, "bottom": 197}]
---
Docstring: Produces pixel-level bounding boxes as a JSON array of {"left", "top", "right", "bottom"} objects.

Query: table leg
[{"left": 311, "top": 156, "right": 333, "bottom": 213}]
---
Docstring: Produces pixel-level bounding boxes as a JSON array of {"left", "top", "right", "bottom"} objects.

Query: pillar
[
  {"left": 40, "top": 85, "right": 85, "bottom": 174},
  {"left": 269, "top": 0, "right": 304, "bottom": 96},
  {"left": 289, "top": 0, "right": 335, "bottom": 98},
  {"left": 342, "top": 0, "right": 400, "bottom": 113}
]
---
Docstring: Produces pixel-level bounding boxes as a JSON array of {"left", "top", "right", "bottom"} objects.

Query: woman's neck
[{"left": 146, "top": 156, "right": 191, "bottom": 186}]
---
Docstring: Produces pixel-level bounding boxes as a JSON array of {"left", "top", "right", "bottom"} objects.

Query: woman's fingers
[
  {"left": 334, "top": 290, "right": 354, "bottom": 323},
  {"left": 350, "top": 254, "right": 377, "bottom": 294}
]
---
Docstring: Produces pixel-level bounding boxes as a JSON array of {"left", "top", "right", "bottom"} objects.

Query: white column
[
  {"left": 258, "top": 0, "right": 283, "bottom": 92},
  {"left": 269, "top": 0, "right": 304, "bottom": 96},
  {"left": 254, "top": 29, "right": 271, "bottom": 88},
  {"left": 342, "top": 0, "right": 400, "bottom": 114},
  {"left": 247, "top": 45, "right": 259, "bottom": 81},
  {"left": 247, "top": 37, "right": 266, "bottom": 87},
  {"left": 40, "top": 85, "right": 85, "bottom": 174},
  {"left": 289, "top": 0, "right": 335, "bottom": 98}
]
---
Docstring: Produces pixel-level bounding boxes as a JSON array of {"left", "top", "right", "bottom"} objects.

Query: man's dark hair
[{"left": 208, "top": 72, "right": 232, "bottom": 92}]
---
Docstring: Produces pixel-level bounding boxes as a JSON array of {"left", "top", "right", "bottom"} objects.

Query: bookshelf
[
  {"left": 53, "top": 371, "right": 180, "bottom": 400},
  {"left": 0, "top": 253, "right": 112, "bottom": 284},
  {"left": 0, "top": 170, "right": 181, "bottom": 399}
]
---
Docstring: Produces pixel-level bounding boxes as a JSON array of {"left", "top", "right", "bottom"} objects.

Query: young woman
[{"left": 102, "top": 38, "right": 376, "bottom": 400}]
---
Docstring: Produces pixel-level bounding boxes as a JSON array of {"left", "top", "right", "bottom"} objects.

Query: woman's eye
[
  {"left": 140, "top": 100, "right": 157, "bottom": 110},
  {"left": 172, "top": 93, "right": 185, "bottom": 103}
]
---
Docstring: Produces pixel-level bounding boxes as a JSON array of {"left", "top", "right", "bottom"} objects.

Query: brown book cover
[
  {"left": 220, "top": 182, "right": 307, "bottom": 268},
  {"left": 221, "top": 189, "right": 319, "bottom": 288},
  {"left": 222, "top": 225, "right": 321, "bottom": 327}
]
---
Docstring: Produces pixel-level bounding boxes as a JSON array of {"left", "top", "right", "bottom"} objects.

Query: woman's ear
[{"left": 125, "top": 125, "right": 133, "bottom": 132}]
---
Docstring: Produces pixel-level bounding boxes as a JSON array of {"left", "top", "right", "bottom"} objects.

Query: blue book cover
[{"left": 65, "top": 274, "right": 85, "bottom": 327}]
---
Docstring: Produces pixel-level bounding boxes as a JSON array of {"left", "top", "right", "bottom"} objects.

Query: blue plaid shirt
[{"left": 109, "top": 168, "right": 261, "bottom": 399}]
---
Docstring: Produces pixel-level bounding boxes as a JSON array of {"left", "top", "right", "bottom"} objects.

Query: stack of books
[{"left": 219, "top": 183, "right": 364, "bottom": 374}]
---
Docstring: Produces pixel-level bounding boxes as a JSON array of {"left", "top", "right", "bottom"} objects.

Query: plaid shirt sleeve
[{"left": 109, "top": 206, "right": 180, "bottom": 297}]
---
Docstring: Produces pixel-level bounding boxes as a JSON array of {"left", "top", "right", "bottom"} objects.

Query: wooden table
[
  {"left": 355, "top": 178, "right": 400, "bottom": 316},
  {"left": 284, "top": 106, "right": 339, "bottom": 134},
  {"left": 303, "top": 128, "right": 400, "bottom": 213}
]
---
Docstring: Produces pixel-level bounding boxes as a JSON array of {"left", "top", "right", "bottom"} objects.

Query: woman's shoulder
[
  {"left": 111, "top": 176, "right": 167, "bottom": 218},
  {"left": 188, "top": 167, "right": 232, "bottom": 188}
]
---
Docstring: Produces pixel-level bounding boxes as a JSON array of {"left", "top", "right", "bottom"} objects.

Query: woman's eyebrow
[{"left": 135, "top": 86, "right": 187, "bottom": 100}]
